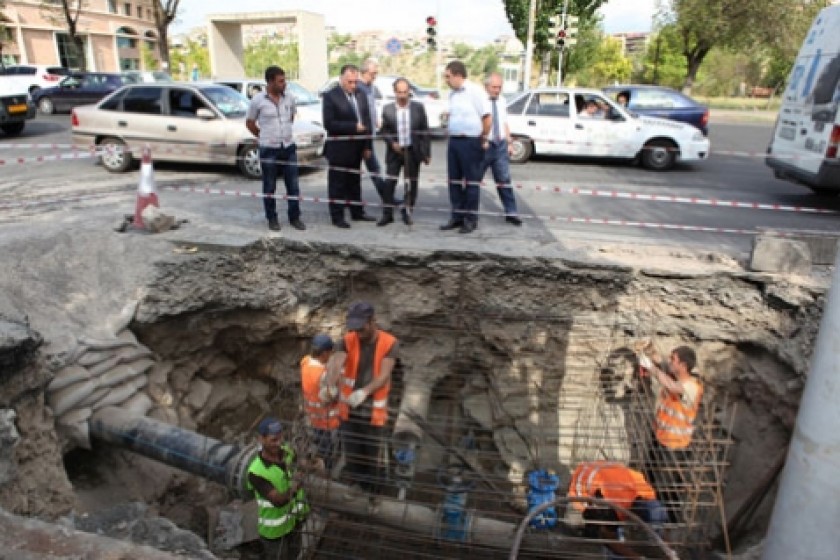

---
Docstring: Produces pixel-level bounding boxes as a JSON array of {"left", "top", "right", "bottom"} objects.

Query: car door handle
[
  {"left": 167, "top": 125, "right": 177, "bottom": 131},
  {"left": 527, "top": 120, "right": 536, "bottom": 126},
  {"left": 575, "top": 124, "right": 584, "bottom": 129},
  {"left": 117, "top": 120, "right": 127, "bottom": 127}
]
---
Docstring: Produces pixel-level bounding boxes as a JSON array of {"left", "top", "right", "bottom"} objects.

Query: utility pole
[
  {"left": 557, "top": 0, "right": 569, "bottom": 86},
  {"left": 522, "top": 0, "right": 537, "bottom": 90}
]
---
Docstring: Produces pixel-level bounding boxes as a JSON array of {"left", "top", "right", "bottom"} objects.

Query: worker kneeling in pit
[
  {"left": 568, "top": 461, "right": 667, "bottom": 560},
  {"left": 247, "top": 417, "right": 311, "bottom": 560}
]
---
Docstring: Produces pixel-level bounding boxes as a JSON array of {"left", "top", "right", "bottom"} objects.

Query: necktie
[
  {"left": 492, "top": 99, "right": 501, "bottom": 142},
  {"left": 348, "top": 93, "right": 361, "bottom": 124}
]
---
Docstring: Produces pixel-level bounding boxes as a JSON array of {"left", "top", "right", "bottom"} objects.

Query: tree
[
  {"left": 655, "top": 0, "right": 827, "bottom": 94},
  {"left": 0, "top": 1, "right": 9, "bottom": 66},
  {"left": 244, "top": 37, "right": 299, "bottom": 79},
  {"left": 39, "top": 0, "right": 87, "bottom": 71},
  {"left": 503, "top": 0, "right": 607, "bottom": 58},
  {"left": 149, "top": 0, "right": 180, "bottom": 69}
]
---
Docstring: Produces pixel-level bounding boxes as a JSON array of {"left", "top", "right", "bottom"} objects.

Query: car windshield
[
  {"left": 287, "top": 82, "right": 318, "bottom": 105},
  {"left": 200, "top": 86, "right": 249, "bottom": 117}
]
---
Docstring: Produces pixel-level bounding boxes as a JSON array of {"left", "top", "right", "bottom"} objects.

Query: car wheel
[
  {"left": 98, "top": 137, "right": 133, "bottom": 173},
  {"left": 641, "top": 139, "right": 677, "bottom": 171},
  {"left": 509, "top": 137, "right": 533, "bottom": 164},
  {"left": 238, "top": 145, "right": 262, "bottom": 180},
  {"left": 38, "top": 97, "right": 54, "bottom": 115},
  {"left": 0, "top": 122, "right": 25, "bottom": 136}
]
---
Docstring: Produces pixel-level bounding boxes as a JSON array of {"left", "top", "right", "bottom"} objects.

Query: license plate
[
  {"left": 7, "top": 104, "right": 27, "bottom": 114},
  {"left": 779, "top": 126, "right": 796, "bottom": 141}
]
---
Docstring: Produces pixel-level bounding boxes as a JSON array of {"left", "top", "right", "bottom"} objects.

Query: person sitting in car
[{"left": 578, "top": 99, "right": 600, "bottom": 119}]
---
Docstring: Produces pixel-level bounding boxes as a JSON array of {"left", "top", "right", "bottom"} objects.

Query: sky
[{"left": 171, "top": 0, "right": 657, "bottom": 39}]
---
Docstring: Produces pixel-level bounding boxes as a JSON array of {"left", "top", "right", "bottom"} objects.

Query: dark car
[
  {"left": 32, "top": 73, "right": 128, "bottom": 114},
  {"left": 603, "top": 85, "right": 709, "bottom": 136}
]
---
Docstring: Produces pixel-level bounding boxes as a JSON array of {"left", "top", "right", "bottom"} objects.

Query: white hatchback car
[
  {"left": 0, "top": 64, "right": 70, "bottom": 95},
  {"left": 506, "top": 88, "right": 710, "bottom": 171},
  {"left": 71, "top": 83, "right": 326, "bottom": 179}
]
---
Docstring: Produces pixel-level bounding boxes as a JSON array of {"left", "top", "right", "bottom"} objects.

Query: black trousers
[
  {"left": 327, "top": 163, "right": 367, "bottom": 222},
  {"left": 383, "top": 148, "right": 420, "bottom": 215},
  {"left": 341, "top": 414, "right": 387, "bottom": 494},
  {"left": 260, "top": 526, "right": 301, "bottom": 560},
  {"left": 644, "top": 438, "right": 692, "bottom": 524}
]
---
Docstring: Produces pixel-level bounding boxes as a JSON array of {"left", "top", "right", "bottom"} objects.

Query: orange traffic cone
[{"left": 133, "top": 145, "right": 159, "bottom": 229}]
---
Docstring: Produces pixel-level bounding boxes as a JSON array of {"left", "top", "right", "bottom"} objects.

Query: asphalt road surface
[{"left": 1, "top": 113, "right": 838, "bottom": 256}]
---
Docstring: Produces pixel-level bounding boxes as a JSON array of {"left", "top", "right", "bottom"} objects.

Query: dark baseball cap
[
  {"left": 346, "top": 301, "right": 374, "bottom": 330},
  {"left": 257, "top": 417, "right": 283, "bottom": 436},
  {"left": 312, "top": 333, "right": 334, "bottom": 352}
]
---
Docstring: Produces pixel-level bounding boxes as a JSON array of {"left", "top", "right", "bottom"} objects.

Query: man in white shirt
[
  {"left": 440, "top": 60, "right": 491, "bottom": 234},
  {"left": 480, "top": 72, "right": 521, "bottom": 226}
]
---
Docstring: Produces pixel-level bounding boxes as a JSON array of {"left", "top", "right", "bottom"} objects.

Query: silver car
[{"left": 71, "top": 82, "right": 326, "bottom": 179}]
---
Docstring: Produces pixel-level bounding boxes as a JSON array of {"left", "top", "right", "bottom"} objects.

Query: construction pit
[{"left": 0, "top": 230, "right": 826, "bottom": 559}]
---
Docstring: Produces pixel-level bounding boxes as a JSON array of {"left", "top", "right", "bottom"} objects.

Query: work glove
[
  {"left": 638, "top": 354, "right": 653, "bottom": 371},
  {"left": 318, "top": 385, "right": 339, "bottom": 402},
  {"left": 346, "top": 389, "right": 367, "bottom": 408}
]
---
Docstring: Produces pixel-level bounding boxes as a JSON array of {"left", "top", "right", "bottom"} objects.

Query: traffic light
[
  {"left": 426, "top": 16, "right": 437, "bottom": 51},
  {"left": 564, "top": 15, "right": 579, "bottom": 47},
  {"left": 556, "top": 28, "right": 567, "bottom": 49}
]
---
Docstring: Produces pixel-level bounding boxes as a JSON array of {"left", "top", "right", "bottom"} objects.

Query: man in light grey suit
[{"left": 377, "top": 77, "right": 431, "bottom": 226}]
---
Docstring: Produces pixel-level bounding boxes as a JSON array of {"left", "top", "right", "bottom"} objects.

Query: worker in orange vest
[
  {"left": 325, "top": 301, "right": 399, "bottom": 511},
  {"left": 638, "top": 344, "right": 703, "bottom": 524},
  {"left": 300, "top": 333, "right": 341, "bottom": 473},
  {"left": 568, "top": 461, "right": 666, "bottom": 560}
]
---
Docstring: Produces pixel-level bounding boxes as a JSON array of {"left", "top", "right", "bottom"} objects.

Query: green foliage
[
  {"left": 244, "top": 37, "right": 299, "bottom": 79},
  {"left": 169, "top": 38, "right": 209, "bottom": 80},
  {"left": 466, "top": 45, "right": 500, "bottom": 77},
  {"left": 579, "top": 37, "right": 632, "bottom": 86},
  {"left": 328, "top": 52, "right": 368, "bottom": 78},
  {"left": 503, "top": 0, "right": 607, "bottom": 57},
  {"left": 634, "top": 26, "right": 687, "bottom": 88},
  {"left": 141, "top": 42, "right": 159, "bottom": 71}
]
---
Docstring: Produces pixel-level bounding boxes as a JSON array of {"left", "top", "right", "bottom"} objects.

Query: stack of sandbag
[{"left": 46, "top": 331, "right": 157, "bottom": 449}]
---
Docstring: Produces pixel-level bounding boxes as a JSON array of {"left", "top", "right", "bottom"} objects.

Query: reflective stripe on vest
[
  {"left": 300, "top": 356, "right": 340, "bottom": 430},
  {"left": 569, "top": 461, "right": 656, "bottom": 520},
  {"left": 339, "top": 330, "right": 396, "bottom": 426},
  {"left": 246, "top": 446, "right": 304, "bottom": 539},
  {"left": 655, "top": 376, "right": 703, "bottom": 449}
]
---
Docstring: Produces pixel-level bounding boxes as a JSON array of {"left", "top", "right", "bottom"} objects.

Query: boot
[{"left": 377, "top": 208, "right": 394, "bottom": 227}]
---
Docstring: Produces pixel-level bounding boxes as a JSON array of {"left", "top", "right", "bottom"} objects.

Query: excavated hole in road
[{"left": 53, "top": 242, "right": 822, "bottom": 557}]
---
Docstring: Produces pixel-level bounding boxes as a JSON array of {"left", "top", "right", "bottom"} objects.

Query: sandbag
[
  {"left": 78, "top": 349, "right": 117, "bottom": 368},
  {"left": 48, "top": 378, "right": 98, "bottom": 417},
  {"left": 47, "top": 366, "right": 92, "bottom": 392},
  {"left": 78, "top": 336, "right": 137, "bottom": 352},
  {"left": 114, "top": 346, "right": 154, "bottom": 364},
  {"left": 57, "top": 407, "right": 92, "bottom": 426},
  {"left": 121, "top": 392, "right": 153, "bottom": 417},
  {"left": 58, "top": 420, "right": 91, "bottom": 450},
  {"left": 76, "top": 386, "right": 110, "bottom": 409},
  {"left": 91, "top": 380, "right": 139, "bottom": 411}
]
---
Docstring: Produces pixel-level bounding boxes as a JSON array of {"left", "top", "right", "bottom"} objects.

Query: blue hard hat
[
  {"left": 312, "top": 333, "right": 334, "bottom": 352},
  {"left": 257, "top": 417, "right": 283, "bottom": 436}
]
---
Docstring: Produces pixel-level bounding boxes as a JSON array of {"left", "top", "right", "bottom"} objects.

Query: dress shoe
[
  {"left": 506, "top": 216, "right": 523, "bottom": 226},
  {"left": 402, "top": 212, "right": 413, "bottom": 226},
  {"left": 377, "top": 215, "right": 394, "bottom": 227},
  {"left": 439, "top": 219, "right": 463, "bottom": 231},
  {"left": 290, "top": 219, "right": 306, "bottom": 231},
  {"left": 268, "top": 219, "right": 280, "bottom": 231},
  {"left": 332, "top": 220, "right": 351, "bottom": 229},
  {"left": 458, "top": 222, "right": 476, "bottom": 234},
  {"left": 352, "top": 214, "right": 377, "bottom": 222}
]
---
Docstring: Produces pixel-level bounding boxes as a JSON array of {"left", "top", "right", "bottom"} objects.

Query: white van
[{"left": 766, "top": 5, "right": 840, "bottom": 194}]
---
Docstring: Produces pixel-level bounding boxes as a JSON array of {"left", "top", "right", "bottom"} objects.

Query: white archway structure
[{"left": 207, "top": 10, "right": 328, "bottom": 91}]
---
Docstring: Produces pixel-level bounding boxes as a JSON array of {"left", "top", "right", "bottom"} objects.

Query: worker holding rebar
[
  {"left": 246, "top": 417, "right": 310, "bottom": 560},
  {"left": 300, "top": 334, "right": 341, "bottom": 474},
  {"left": 636, "top": 341, "right": 704, "bottom": 524},
  {"left": 326, "top": 301, "right": 399, "bottom": 512},
  {"left": 568, "top": 461, "right": 667, "bottom": 560}
]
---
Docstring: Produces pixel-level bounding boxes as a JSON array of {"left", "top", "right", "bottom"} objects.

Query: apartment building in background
[{"left": 0, "top": 0, "right": 161, "bottom": 71}]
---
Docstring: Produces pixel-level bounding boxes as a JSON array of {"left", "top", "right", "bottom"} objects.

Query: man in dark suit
[
  {"left": 322, "top": 64, "right": 375, "bottom": 228},
  {"left": 377, "top": 78, "right": 431, "bottom": 226}
]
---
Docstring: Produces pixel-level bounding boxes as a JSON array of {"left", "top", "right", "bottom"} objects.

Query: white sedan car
[
  {"left": 71, "top": 83, "right": 325, "bottom": 179},
  {"left": 506, "top": 88, "right": 710, "bottom": 171}
]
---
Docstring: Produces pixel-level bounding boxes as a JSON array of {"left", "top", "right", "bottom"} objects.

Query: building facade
[{"left": 0, "top": 0, "right": 161, "bottom": 71}]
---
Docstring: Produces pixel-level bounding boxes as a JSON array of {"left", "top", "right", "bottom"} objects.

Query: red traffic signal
[
  {"left": 557, "top": 30, "right": 567, "bottom": 39},
  {"left": 426, "top": 16, "right": 437, "bottom": 26}
]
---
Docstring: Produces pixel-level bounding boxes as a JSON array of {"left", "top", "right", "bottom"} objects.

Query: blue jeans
[
  {"left": 447, "top": 137, "right": 483, "bottom": 225},
  {"left": 260, "top": 144, "right": 301, "bottom": 222},
  {"left": 481, "top": 140, "right": 518, "bottom": 216}
]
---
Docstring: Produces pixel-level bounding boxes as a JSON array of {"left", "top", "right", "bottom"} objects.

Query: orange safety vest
[
  {"left": 569, "top": 461, "right": 656, "bottom": 520},
  {"left": 654, "top": 375, "right": 703, "bottom": 449},
  {"left": 339, "top": 331, "right": 396, "bottom": 427},
  {"left": 300, "top": 356, "right": 340, "bottom": 431}
]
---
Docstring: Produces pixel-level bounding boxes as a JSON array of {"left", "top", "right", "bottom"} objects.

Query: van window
[
  {"left": 123, "top": 87, "right": 163, "bottom": 114},
  {"left": 812, "top": 54, "right": 840, "bottom": 106}
]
